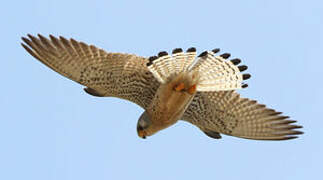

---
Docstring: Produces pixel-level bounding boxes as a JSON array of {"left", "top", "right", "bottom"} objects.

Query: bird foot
[
  {"left": 174, "top": 82, "right": 185, "bottom": 92},
  {"left": 187, "top": 84, "right": 197, "bottom": 94},
  {"left": 174, "top": 83, "right": 196, "bottom": 94}
]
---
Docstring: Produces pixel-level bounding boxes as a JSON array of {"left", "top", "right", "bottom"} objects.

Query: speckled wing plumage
[
  {"left": 182, "top": 91, "right": 303, "bottom": 140},
  {"left": 21, "top": 34, "right": 159, "bottom": 108}
]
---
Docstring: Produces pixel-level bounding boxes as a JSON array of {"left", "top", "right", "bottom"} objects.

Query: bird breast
[{"left": 148, "top": 73, "right": 197, "bottom": 129}]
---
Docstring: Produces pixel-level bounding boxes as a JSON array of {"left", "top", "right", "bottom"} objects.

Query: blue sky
[{"left": 1, "top": 0, "right": 322, "bottom": 179}]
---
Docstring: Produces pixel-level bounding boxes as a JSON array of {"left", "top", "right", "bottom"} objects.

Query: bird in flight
[{"left": 21, "top": 34, "right": 303, "bottom": 140}]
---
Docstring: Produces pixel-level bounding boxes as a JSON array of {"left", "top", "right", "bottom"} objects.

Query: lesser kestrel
[{"left": 21, "top": 34, "right": 303, "bottom": 140}]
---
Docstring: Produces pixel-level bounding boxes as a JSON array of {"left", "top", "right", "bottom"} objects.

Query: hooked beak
[{"left": 138, "top": 130, "right": 147, "bottom": 139}]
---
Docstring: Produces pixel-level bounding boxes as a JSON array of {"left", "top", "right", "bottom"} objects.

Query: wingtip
[
  {"left": 20, "top": 42, "right": 28, "bottom": 49},
  {"left": 21, "top": 36, "right": 29, "bottom": 43},
  {"left": 59, "top": 35, "right": 68, "bottom": 42},
  {"left": 281, "top": 136, "right": 299, "bottom": 140},
  {"left": 49, "top": 34, "right": 56, "bottom": 39},
  {"left": 293, "top": 125, "right": 303, "bottom": 129},
  {"left": 293, "top": 130, "right": 304, "bottom": 135},
  {"left": 37, "top": 33, "right": 47, "bottom": 40},
  {"left": 27, "top": 34, "right": 35, "bottom": 39}
]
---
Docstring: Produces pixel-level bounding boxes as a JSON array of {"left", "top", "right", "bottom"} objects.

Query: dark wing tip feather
[
  {"left": 21, "top": 42, "right": 41, "bottom": 60},
  {"left": 268, "top": 114, "right": 304, "bottom": 140},
  {"left": 59, "top": 35, "right": 68, "bottom": 41},
  {"left": 287, "top": 130, "right": 304, "bottom": 135},
  {"left": 21, "top": 36, "right": 44, "bottom": 60},
  {"left": 288, "top": 125, "right": 303, "bottom": 130},
  {"left": 280, "top": 136, "right": 299, "bottom": 140},
  {"left": 58, "top": 36, "right": 71, "bottom": 46},
  {"left": 37, "top": 33, "right": 46, "bottom": 39},
  {"left": 27, "top": 34, "right": 35, "bottom": 39},
  {"left": 21, "top": 36, "right": 30, "bottom": 44},
  {"left": 37, "top": 34, "right": 48, "bottom": 42},
  {"left": 269, "top": 111, "right": 283, "bottom": 116},
  {"left": 49, "top": 34, "right": 56, "bottom": 40}
]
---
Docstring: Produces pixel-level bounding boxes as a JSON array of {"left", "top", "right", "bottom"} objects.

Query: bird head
[{"left": 137, "top": 111, "right": 153, "bottom": 139}]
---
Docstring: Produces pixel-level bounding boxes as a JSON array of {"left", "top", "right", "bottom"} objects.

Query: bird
[{"left": 21, "top": 34, "right": 303, "bottom": 141}]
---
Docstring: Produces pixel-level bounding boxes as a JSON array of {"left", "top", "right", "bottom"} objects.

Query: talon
[
  {"left": 174, "top": 82, "right": 185, "bottom": 92},
  {"left": 187, "top": 84, "right": 197, "bottom": 94}
]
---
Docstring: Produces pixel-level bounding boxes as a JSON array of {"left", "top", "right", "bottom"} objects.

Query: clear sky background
[{"left": 1, "top": 0, "right": 322, "bottom": 179}]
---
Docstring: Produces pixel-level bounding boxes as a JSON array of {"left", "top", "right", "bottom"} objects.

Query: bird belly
[{"left": 148, "top": 74, "right": 197, "bottom": 129}]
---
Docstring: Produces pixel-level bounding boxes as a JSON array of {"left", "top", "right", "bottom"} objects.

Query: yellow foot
[
  {"left": 174, "top": 82, "right": 185, "bottom": 92},
  {"left": 187, "top": 84, "right": 197, "bottom": 94}
]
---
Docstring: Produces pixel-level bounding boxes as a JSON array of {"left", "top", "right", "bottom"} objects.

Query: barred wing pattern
[
  {"left": 21, "top": 34, "right": 159, "bottom": 108},
  {"left": 183, "top": 91, "right": 303, "bottom": 140},
  {"left": 22, "top": 34, "right": 302, "bottom": 140}
]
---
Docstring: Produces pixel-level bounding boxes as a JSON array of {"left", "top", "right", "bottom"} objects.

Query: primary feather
[{"left": 183, "top": 91, "right": 303, "bottom": 140}]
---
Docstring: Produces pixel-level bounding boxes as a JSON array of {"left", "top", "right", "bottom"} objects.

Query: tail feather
[
  {"left": 190, "top": 50, "right": 249, "bottom": 91},
  {"left": 146, "top": 47, "right": 250, "bottom": 91},
  {"left": 171, "top": 48, "right": 186, "bottom": 74},
  {"left": 147, "top": 56, "right": 166, "bottom": 83},
  {"left": 146, "top": 47, "right": 198, "bottom": 83},
  {"left": 183, "top": 47, "right": 197, "bottom": 71}
]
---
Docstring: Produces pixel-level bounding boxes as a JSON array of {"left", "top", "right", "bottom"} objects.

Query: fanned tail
[
  {"left": 189, "top": 49, "right": 250, "bottom": 91},
  {"left": 146, "top": 47, "right": 197, "bottom": 83},
  {"left": 146, "top": 47, "right": 250, "bottom": 92}
]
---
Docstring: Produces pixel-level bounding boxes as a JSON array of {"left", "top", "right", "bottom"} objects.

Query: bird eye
[{"left": 137, "top": 125, "right": 144, "bottom": 131}]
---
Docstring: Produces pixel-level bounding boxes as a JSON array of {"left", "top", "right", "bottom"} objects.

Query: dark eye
[{"left": 137, "top": 125, "right": 144, "bottom": 131}]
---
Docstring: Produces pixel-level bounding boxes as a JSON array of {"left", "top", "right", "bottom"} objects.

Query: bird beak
[{"left": 138, "top": 130, "right": 147, "bottom": 139}]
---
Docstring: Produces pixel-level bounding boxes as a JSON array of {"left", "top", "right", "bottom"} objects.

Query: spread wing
[
  {"left": 21, "top": 34, "right": 159, "bottom": 109},
  {"left": 182, "top": 91, "right": 303, "bottom": 140}
]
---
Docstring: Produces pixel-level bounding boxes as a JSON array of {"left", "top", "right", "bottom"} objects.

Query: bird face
[{"left": 137, "top": 111, "right": 152, "bottom": 139}]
